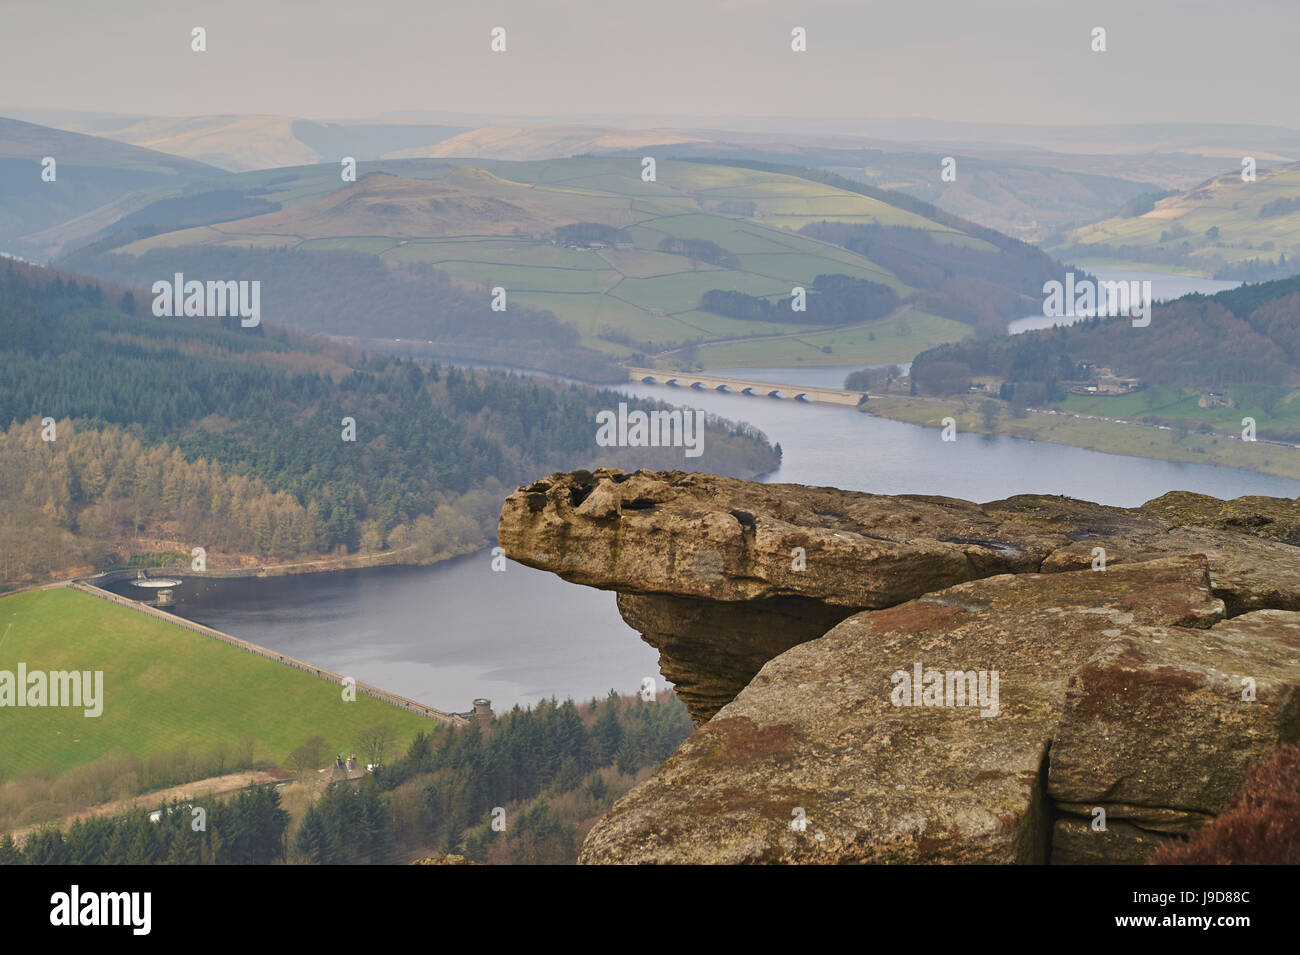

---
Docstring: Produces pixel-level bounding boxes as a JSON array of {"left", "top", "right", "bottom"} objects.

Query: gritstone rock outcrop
[{"left": 498, "top": 469, "right": 1300, "bottom": 864}]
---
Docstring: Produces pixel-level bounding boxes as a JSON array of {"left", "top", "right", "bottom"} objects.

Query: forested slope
[{"left": 0, "top": 262, "right": 778, "bottom": 588}]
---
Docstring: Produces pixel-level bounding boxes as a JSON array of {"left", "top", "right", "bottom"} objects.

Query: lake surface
[
  {"left": 154, "top": 270, "right": 1300, "bottom": 713},
  {"left": 110, "top": 555, "right": 656, "bottom": 716},
  {"left": 617, "top": 376, "right": 1300, "bottom": 503},
  {"left": 1007, "top": 269, "right": 1241, "bottom": 334}
]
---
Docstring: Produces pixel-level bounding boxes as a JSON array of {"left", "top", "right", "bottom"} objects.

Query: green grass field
[
  {"left": 92, "top": 156, "right": 1014, "bottom": 366},
  {"left": 1057, "top": 386, "right": 1300, "bottom": 432},
  {"left": 1056, "top": 162, "right": 1300, "bottom": 270},
  {"left": 0, "top": 588, "right": 433, "bottom": 778},
  {"left": 688, "top": 308, "right": 971, "bottom": 367},
  {"left": 864, "top": 393, "right": 1300, "bottom": 481}
]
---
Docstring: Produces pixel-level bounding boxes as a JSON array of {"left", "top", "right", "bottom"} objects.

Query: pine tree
[
  {"left": 593, "top": 705, "right": 624, "bottom": 763},
  {"left": 22, "top": 827, "right": 67, "bottom": 865},
  {"left": 125, "top": 814, "right": 161, "bottom": 864},
  {"left": 294, "top": 806, "right": 331, "bottom": 864},
  {"left": 0, "top": 834, "right": 22, "bottom": 864}
]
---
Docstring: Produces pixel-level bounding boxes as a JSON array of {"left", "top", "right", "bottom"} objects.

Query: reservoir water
[
  {"left": 132, "top": 554, "right": 655, "bottom": 716},
  {"left": 154, "top": 272, "right": 1300, "bottom": 714},
  {"left": 1007, "top": 269, "right": 1240, "bottom": 334}
]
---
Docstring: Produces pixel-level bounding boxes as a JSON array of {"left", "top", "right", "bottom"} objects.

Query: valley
[{"left": 2, "top": 3, "right": 1299, "bottom": 877}]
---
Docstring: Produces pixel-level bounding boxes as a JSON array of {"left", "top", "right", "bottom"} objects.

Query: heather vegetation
[{"left": 1150, "top": 744, "right": 1300, "bottom": 865}]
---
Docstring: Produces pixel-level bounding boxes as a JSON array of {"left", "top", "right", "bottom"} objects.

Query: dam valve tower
[{"left": 128, "top": 570, "right": 183, "bottom": 608}]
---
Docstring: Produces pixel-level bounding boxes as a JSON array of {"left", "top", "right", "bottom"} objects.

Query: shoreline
[
  {"left": 67, "top": 580, "right": 472, "bottom": 725},
  {"left": 0, "top": 541, "right": 486, "bottom": 599},
  {"left": 860, "top": 393, "right": 1300, "bottom": 484},
  {"left": 371, "top": 348, "right": 1300, "bottom": 487}
]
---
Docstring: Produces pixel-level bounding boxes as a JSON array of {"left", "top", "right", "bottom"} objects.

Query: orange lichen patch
[
  {"left": 1072, "top": 662, "right": 1206, "bottom": 721},
  {"left": 695, "top": 717, "right": 797, "bottom": 764},
  {"left": 689, "top": 785, "right": 815, "bottom": 821},
  {"left": 868, "top": 600, "right": 967, "bottom": 636},
  {"left": 917, "top": 823, "right": 964, "bottom": 856}
]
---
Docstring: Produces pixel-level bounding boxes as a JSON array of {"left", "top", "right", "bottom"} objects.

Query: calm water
[
  {"left": 155, "top": 270, "right": 1300, "bottom": 712},
  {"left": 111, "top": 555, "right": 655, "bottom": 716},
  {"left": 1007, "top": 269, "right": 1240, "bottom": 334},
  {"left": 617, "top": 377, "right": 1300, "bottom": 503}
]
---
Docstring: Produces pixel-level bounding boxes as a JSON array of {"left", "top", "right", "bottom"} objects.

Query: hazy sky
[{"left": 3, "top": 0, "right": 1297, "bottom": 126}]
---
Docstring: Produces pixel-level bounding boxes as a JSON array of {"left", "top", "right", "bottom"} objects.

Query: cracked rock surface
[{"left": 498, "top": 470, "right": 1300, "bottom": 863}]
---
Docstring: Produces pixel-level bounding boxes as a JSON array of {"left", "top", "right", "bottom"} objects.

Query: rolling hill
[
  {"left": 912, "top": 274, "right": 1300, "bottom": 444},
  {"left": 1, "top": 110, "right": 470, "bottom": 173},
  {"left": 0, "top": 117, "right": 221, "bottom": 257},
  {"left": 391, "top": 124, "right": 706, "bottom": 161},
  {"left": 54, "top": 156, "right": 1064, "bottom": 370},
  {"left": 381, "top": 122, "right": 1252, "bottom": 240},
  {"left": 1051, "top": 162, "right": 1300, "bottom": 280}
]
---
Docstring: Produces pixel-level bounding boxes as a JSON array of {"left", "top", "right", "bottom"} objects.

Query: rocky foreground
[{"left": 498, "top": 469, "right": 1300, "bottom": 864}]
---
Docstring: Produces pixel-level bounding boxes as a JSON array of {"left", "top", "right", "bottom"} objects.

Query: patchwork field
[
  {"left": 0, "top": 587, "right": 433, "bottom": 778},
  {"left": 1056, "top": 161, "right": 1300, "bottom": 273},
  {"left": 48, "top": 156, "right": 1007, "bottom": 366}
]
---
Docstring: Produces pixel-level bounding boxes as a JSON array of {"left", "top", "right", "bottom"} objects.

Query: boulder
[
  {"left": 495, "top": 469, "right": 1300, "bottom": 863},
  {"left": 1050, "top": 818, "right": 1182, "bottom": 865},
  {"left": 580, "top": 557, "right": 1246, "bottom": 864},
  {"left": 1047, "top": 609, "right": 1300, "bottom": 839}
]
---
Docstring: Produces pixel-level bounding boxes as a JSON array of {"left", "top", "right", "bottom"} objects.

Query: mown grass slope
[{"left": 0, "top": 587, "right": 432, "bottom": 777}]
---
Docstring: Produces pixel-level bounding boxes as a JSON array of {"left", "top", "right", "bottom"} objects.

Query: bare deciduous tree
[{"left": 355, "top": 723, "right": 395, "bottom": 769}]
